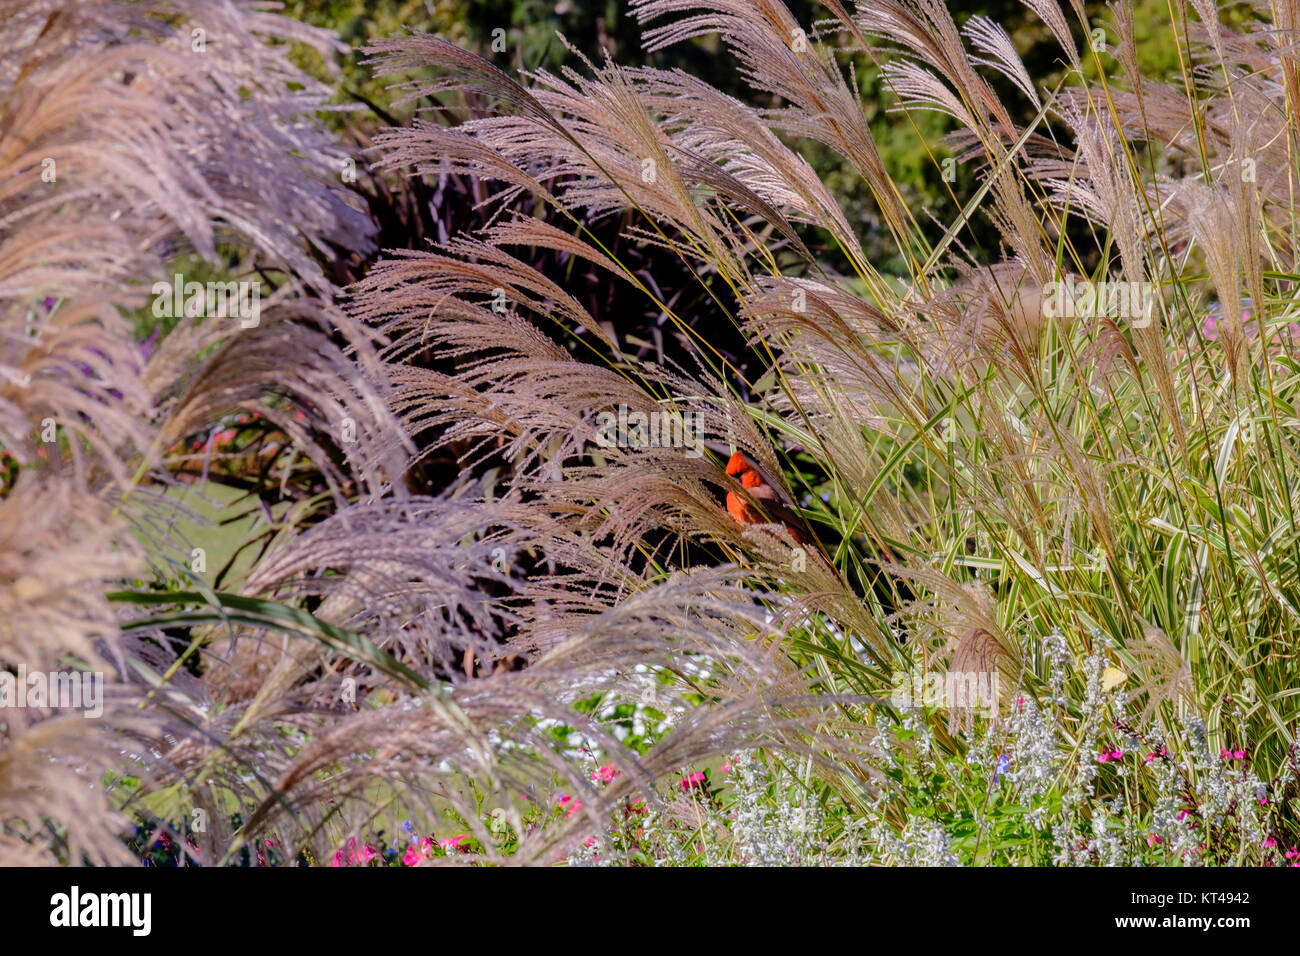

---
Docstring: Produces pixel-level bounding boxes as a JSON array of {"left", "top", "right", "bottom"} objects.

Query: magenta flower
[
  {"left": 590, "top": 764, "right": 620, "bottom": 784},
  {"left": 403, "top": 838, "right": 436, "bottom": 866},
  {"left": 330, "top": 838, "right": 376, "bottom": 866},
  {"left": 558, "top": 794, "right": 582, "bottom": 818},
  {"left": 439, "top": 834, "right": 470, "bottom": 853},
  {"left": 679, "top": 771, "right": 707, "bottom": 791}
]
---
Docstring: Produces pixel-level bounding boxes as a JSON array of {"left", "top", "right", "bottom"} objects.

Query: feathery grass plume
[
  {"left": 0, "top": 0, "right": 398, "bottom": 864},
  {"left": 1, "top": 0, "right": 378, "bottom": 487},
  {"left": 0, "top": 476, "right": 147, "bottom": 864}
]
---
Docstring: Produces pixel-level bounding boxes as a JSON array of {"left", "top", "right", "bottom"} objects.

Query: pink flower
[
  {"left": 584, "top": 836, "right": 598, "bottom": 848},
  {"left": 721, "top": 761, "right": 733, "bottom": 773},
  {"left": 558, "top": 794, "right": 582, "bottom": 818},
  {"left": 1144, "top": 748, "right": 1167, "bottom": 764},
  {"left": 1286, "top": 847, "right": 1299, "bottom": 860},
  {"left": 330, "top": 838, "right": 376, "bottom": 866},
  {"left": 1097, "top": 749, "right": 1122, "bottom": 763},
  {"left": 1264, "top": 838, "right": 1277, "bottom": 849},
  {"left": 330, "top": 837, "right": 377, "bottom": 868},
  {"left": 590, "top": 764, "right": 620, "bottom": 784},
  {"left": 439, "top": 834, "right": 470, "bottom": 853},
  {"left": 679, "top": 771, "right": 707, "bottom": 791},
  {"left": 1147, "top": 834, "right": 1162, "bottom": 846},
  {"left": 403, "top": 838, "right": 436, "bottom": 866}
]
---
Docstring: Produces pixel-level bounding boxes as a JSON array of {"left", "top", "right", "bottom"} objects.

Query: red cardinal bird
[
  {"left": 725, "top": 451, "right": 816, "bottom": 548},
  {"left": 724, "top": 451, "right": 843, "bottom": 583},
  {"left": 726, "top": 452, "right": 901, "bottom": 595}
]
